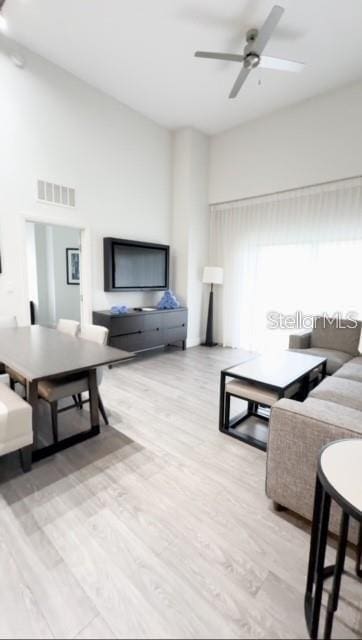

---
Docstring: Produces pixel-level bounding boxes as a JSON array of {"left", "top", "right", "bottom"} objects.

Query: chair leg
[
  {"left": 72, "top": 394, "right": 79, "bottom": 408},
  {"left": 9, "top": 377, "right": 15, "bottom": 391},
  {"left": 50, "top": 401, "right": 59, "bottom": 443},
  {"left": 98, "top": 392, "right": 109, "bottom": 425},
  {"left": 77, "top": 393, "right": 83, "bottom": 409},
  {"left": 20, "top": 445, "right": 32, "bottom": 473}
]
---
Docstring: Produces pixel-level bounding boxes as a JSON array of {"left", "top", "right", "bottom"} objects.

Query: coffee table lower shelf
[{"left": 220, "top": 405, "right": 270, "bottom": 451}]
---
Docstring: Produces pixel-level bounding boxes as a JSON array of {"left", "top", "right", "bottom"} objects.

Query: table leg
[
  {"left": 224, "top": 393, "right": 231, "bottom": 430},
  {"left": 88, "top": 368, "right": 100, "bottom": 431},
  {"left": 356, "top": 523, "right": 362, "bottom": 578},
  {"left": 306, "top": 477, "right": 324, "bottom": 598},
  {"left": 324, "top": 511, "right": 349, "bottom": 640},
  {"left": 321, "top": 361, "right": 327, "bottom": 379},
  {"left": 305, "top": 476, "right": 331, "bottom": 639},
  {"left": 219, "top": 371, "right": 226, "bottom": 432},
  {"left": 312, "top": 488, "right": 331, "bottom": 639},
  {"left": 301, "top": 373, "right": 310, "bottom": 400},
  {"left": 26, "top": 380, "right": 39, "bottom": 450}
]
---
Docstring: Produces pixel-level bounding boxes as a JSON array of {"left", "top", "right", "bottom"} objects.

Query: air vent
[{"left": 37, "top": 180, "right": 76, "bottom": 208}]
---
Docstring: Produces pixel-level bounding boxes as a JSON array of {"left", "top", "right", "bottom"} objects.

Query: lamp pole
[
  {"left": 202, "top": 266, "right": 223, "bottom": 347},
  {"left": 203, "top": 282, "right": 217, "bottom": 347}
]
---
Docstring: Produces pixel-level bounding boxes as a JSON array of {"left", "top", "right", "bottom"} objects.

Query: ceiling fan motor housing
[
  {"left": 244, "top": 52, "right": 260, "bottom": 69},
  {"left": 244, "top": 29, "right": 260, "bottom": 68}
]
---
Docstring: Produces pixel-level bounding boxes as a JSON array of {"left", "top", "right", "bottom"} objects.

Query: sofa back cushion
[{"left": 311, "top": 317, "right": 361, "bottom": 356}]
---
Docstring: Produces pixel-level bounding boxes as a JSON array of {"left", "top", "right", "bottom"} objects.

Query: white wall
[
  {"left": 171, "top": 129, "right": 209, "bottom": 346},
  {"left": 25, "top": 221, "right": 38, "bottom": 306},
  {"left": 0, "top": 38, "right": 172, "bottom": 325},
  {"left": 209, "top": 81, "right": 362, "bottom": 203},
  {"left": 34, "top": 224, "right": 52, "bottom": 326}
]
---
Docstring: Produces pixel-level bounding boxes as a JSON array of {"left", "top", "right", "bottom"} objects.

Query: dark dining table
[{"left": 0, "top": 325, "right": 134, "bottom": 462}]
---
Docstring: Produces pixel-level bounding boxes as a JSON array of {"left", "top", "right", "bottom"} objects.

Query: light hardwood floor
[{"left": 0, "top": 346, "right": 360, "bottom": 639}]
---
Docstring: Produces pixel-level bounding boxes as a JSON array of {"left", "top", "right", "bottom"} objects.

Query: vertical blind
[{"left": 209, "top": 177, "right": 362, "bottom": 351}]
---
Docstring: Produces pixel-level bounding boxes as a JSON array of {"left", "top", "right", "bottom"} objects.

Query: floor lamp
[{"left": 202, "top": 266, "right": 223, "bottom": 347}]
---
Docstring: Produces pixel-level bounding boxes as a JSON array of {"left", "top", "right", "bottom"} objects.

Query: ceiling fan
[{"left": 194, "top": 5, "right": 305, "bottom": 99}]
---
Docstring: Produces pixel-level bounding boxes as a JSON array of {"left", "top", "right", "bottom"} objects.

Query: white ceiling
[{"left": 3, "top": 0, "right": 362, "bottom": 134}]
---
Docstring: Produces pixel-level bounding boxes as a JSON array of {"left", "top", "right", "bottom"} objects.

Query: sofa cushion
[
  {"left": 290, "top": 347, "right": 351, "bottom": 374},
  {"left": 301, "top": 398, "right": 362, "bottom": 435},
  {"left": 350, "top": 356, "right": 362, "bottom": 366},
  {"left": 334, "top": 362, "right": 362, "bottom": 383},
  {"left": 309, "top": 376, "right": 362, "bottom": 411},
  {"left": 311, "top": 317, "right": 361, "bottom": 356}
]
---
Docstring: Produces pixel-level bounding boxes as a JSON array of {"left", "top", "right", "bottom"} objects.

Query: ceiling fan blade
[
  {"left": 195, "top": 51, "right": 244, "bottom": 63},
  {"left": 229, "top": 66, "right": 250, "bottom": 99},
  {"left": 260, "top": 55, "right": 305, "bottom": 72},
  {"left": 252, "top": 5, "right": 284, "bottom": 55}
]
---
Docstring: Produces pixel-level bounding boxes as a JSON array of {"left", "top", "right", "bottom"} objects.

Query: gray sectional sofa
[
  {"left": 288, "top": 316, "right": 361, "bottom": 374},
  {"left": 266, "top": 319, "right": 362, "bottom": 542}
]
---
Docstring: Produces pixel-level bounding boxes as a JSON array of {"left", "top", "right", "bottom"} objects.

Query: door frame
[{"left": 20, "top": 210, "right": 92, "bottom": 327}]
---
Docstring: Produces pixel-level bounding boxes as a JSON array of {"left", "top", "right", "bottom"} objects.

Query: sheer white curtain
[{"left": 210, "top": 177, "right": 362, "bottom": 351}]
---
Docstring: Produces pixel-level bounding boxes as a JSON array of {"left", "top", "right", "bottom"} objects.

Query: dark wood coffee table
[{"left": 219, "top": 351, "right": 327, "bottom": 451}]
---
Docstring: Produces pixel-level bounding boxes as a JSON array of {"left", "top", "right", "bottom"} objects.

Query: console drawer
[
  {"left": 143, "top": 312, "right": 163, "bottom": 331},
  {"left": 162, "top": 310, "right": 188, "bottom": 329},
  {"left": 164, "top": 326, "right": 187, "bottom": 344},
  {"left": 110, "top": 315, "right": 144, "bottom": 336},
  {"left": 111, "top": 333, "right": 145, "bottom": 352},
  {"left": 142, "top": 328, "right": 165, "bottom": 348}
]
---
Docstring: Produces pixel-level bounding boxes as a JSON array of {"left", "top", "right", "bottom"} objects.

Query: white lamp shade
[{"left": 203, "top": 266, "right": 223, "bottom": 285}]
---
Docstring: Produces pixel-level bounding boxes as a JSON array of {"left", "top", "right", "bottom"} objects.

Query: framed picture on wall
[{"left": 66, "top": 248, "right": 80, "bottom": 285}]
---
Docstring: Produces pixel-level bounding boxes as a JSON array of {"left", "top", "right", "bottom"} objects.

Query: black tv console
[{"left": 93, "top": 307, "right": 188, "bottom": 353}]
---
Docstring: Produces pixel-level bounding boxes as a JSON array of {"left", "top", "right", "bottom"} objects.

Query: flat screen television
[{"left": 103, "top": 237, "right": 169, "bottom": 292}]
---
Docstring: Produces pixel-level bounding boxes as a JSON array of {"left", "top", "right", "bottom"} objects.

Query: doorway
[{"left": 26, "top": 221, "right": 81, "bottom": 326}]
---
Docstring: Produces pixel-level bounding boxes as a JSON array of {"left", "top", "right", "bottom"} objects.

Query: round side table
[{"left": 304, "top": 438, "right": 362, "bottom": 640}]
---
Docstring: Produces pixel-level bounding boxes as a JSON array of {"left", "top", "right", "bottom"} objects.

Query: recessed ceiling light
[{"left": 0, "top": 14, "right": 7, "bottom": 32}]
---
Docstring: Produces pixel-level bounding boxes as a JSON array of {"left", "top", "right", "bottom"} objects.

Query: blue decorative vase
[{"left": 157, "top": 289, "right": 181, "bottom": 310}]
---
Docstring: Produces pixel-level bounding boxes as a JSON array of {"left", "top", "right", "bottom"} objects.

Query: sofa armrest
[
  {"left": 288, "top": 330, "right": 312, "bottom": 349},
  {"left": 266, "top": 398, "right": 360, "bottom": 542}
]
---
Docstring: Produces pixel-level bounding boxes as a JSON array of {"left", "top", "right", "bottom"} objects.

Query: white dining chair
[
  {"left": 0, "top": 382, "right": 33, "bottom": 472},
  {"left": 78, "top": 324, "right": 109, "bottom": 423},
  {"left": 57, "top": 318, "right": 80, "bottom": 336},
  {"left": 80, "top": 324, "right": 108, "bottom": 345},
  {"left": 37, "top": 324, "right": 110, "bottom": 443},
  {"left": 0, "top": 316, "right": 17, "bottom": 376}
]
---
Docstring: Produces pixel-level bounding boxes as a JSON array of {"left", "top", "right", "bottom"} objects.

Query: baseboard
[{"left": 186, "top": 336, "right": 201, "bottom": 348}]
